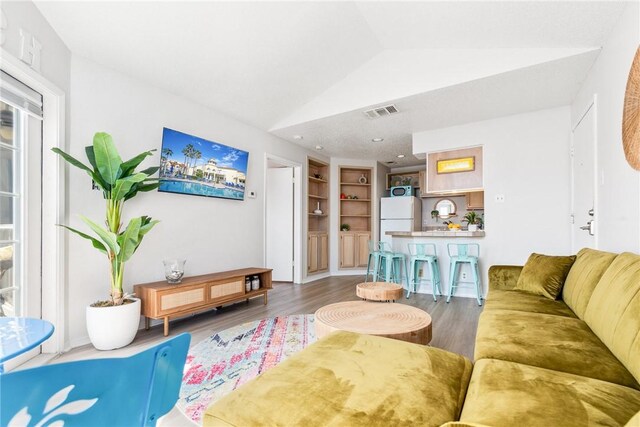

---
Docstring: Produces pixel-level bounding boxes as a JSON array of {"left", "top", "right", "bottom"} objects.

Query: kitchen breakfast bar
[{"left": 385, "top": 230, "right": 486, "bottom": 301}]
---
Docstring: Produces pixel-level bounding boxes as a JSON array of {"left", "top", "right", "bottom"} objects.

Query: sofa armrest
[{"left": 488, "top": 265, "right": 523, "bottom": 291}]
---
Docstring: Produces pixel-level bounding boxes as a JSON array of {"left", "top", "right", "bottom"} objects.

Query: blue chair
[
  {"left": 446, "top": 243, "right": 483, "bottom": 306},
  {"left": 1, "top": 333, "right": 191, "bottom": 427},
  {"left": 407, "top": 243, "right": 442, "bottom": 301},
  {"left": 377, "top": 242, "right": 409, "bottom": 290},
  {"left": 365, "top": 240, "right": 384, "bottom": 282}
]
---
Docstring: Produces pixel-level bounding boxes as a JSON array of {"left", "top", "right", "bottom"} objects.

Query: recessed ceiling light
[
  {"left": 293, "top": 135, "right": 303, "bottom": 140},
  {"left": 385, "top": 161, "right": 396, "bottom": 165},
  {"left": 397, "top": 154, "right": 405, "bottom": 158},
  {"left": 315, "top": 145, "right": 323, "bottom": 150},
  {"left": 371, "top": 138, "right": 384, "bottom": 142}
]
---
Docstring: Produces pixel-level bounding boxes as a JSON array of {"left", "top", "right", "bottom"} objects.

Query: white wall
[
  {"left": 0, "top": 2, "right": 70, "bottom": 95},
  {"left": 571, "top": 1, "right": 640, "bottom": 253},
  {"left": 413, "top": 106, "right": 573, "bottom": 292},
  {"left": 68, "top": 56, "right": 320, "bottom": 347}
]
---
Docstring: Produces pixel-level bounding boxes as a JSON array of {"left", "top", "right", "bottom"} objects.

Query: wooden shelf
[
  {"left": 308, "top": 157, "right": 330, "bottom": 275},
  {"left": 340, "top": 182, "right": 371, "bottom": 186},
  {"left": 308, "top": 176, "right": 328, "bottom": 183},
  {"left": 339, "top": 166, "right": 372, "bottom": 270},
  {"left": 387, "top": 171, "right": 421, "bottom": 190}
]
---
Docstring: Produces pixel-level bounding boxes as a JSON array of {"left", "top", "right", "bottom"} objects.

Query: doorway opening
[
  {"left": 571, "top": 96, "right": 598, "bottom": 252},
  {"left": 264, "top": 154, "right": 302, "bottom": 283}
]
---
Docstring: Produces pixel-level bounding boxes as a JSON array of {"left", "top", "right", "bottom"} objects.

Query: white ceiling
[{"left": 35, "top": 1, "right": 631, "bottom": 166}]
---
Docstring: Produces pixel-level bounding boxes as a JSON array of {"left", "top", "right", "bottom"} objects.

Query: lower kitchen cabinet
[
  {"left": 308, "top": 232, "right": 328, "bottom": 274},
  {"left": 339, "top": 231, "right": 370, "bottom": 269}
]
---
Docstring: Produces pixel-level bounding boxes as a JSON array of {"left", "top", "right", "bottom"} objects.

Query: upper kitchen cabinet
[
  {"left": 386, "top": 171, "right": 421, "bottom": 190},
  {"left": 466, "top": 191, "right": 485, "bottom": 210},
  {"left": 426, "top": 146, "right": 483, "bottom": 195}
]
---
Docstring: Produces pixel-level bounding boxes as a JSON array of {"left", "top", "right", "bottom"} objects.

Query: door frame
[
  {"left": 570, "top": 94, "right": 599, "bottom": 252},
  {"left": 0, "top": 48, "right": 66, "bottom": 355},
  {"left": 263, "top": 154, "right": 302, "bottom": 284}
]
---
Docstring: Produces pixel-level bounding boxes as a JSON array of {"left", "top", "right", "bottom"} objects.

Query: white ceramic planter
[
  {"left": 468, "top": 224, "right": 479, "bottom": 232},
  {"left": 86, "top": 298, "right": 141, "bottom": 350}
]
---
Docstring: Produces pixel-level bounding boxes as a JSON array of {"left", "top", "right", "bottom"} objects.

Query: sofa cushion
[
  {"left": 484, "top": 289, "right": 577, "bottom": 318},
  {"left": 488, "top": 265, "right": 523, "bottom": 291},
  {"left": 204, "top": 331, "right": 473, "bottom": 427},
  {"left": 515, "top": 253, "right": 576, "bottom": 299},
  {"left": 585, "top": 252, "right": 640, "bottom": 385},
  {"left": 460, "top": 359, "right": 640, "bottom": 427},
  {"left": 474, "top": 309, "right": 639, "bottom": 389},
  {"left": 562, "top": 248, "right": 618, "bottom": 318}
]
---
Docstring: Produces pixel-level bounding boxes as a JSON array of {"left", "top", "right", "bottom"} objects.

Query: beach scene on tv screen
[{"left": 159, "top": 128, "right": 249, "bottom": 200}]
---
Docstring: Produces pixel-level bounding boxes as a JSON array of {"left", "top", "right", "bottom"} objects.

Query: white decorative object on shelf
[
  {"left": 358, "top": 174, "right": 367, "bottom": 184},
  {"left": 313, "top": 202, "right": 323, "bottom": 215}
]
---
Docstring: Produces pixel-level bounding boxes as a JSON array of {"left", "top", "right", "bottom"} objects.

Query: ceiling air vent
[{"left": 364, "top": 104, "right": 399, "bottom": 119}]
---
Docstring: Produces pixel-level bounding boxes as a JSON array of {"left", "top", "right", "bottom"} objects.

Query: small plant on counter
[
  {"left": 463, "top": 211, "right": 483, "bottom": 231},
  {"left": 340, "top": 223, "right": 351, "bottom": 232},
  {"left": 463, "top": 211, "right": 480, "bottom": 225},
  {"left": 430, "top": 210, "right": 439, "bottom": 219}
]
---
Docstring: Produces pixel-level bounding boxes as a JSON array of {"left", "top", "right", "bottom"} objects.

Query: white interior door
[
  {"left": 266, "top": 167, "right": 294, "bottom": 281},
  {"left": 572, "top": 103, "right": 597, "bottom": 251}
]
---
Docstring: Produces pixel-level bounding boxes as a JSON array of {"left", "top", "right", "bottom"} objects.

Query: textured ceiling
[
  {"left": 272, "top": 50, "right": 600, "bottom": 166},
  {"left": 35, "top": 1, "right": 630, "bottom": 164}
]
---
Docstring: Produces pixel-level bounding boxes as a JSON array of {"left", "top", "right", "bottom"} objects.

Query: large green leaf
[
  {"left": 111, "top": 173, "right": 147, "bottom": 201},
  {"left": 134, "top": 216, "right": 159, "bottom": 251},
  {"left": 84, "top": 146, "right": 109, "bottom": 190},
  {"left": 58, "top": 225, "right": 107, "bottom": 255},
  {"left": 92, "top": 133, "right": 122, "bottom": 185},
  {"left": 120, "top": 150, "right": 157, "bottom": 178},
  {"left": 117, "top": 217, "right": 142, "bottom": 264},
  {"left": 51, "top": 148, "right": 93, "bottom": 176},
  {"left": 138, "top": 216, "right": 160, "bottom": 237},
  {"left": 124, "top": 181, "right": 160, "bottom": 201},
  {"left": 138, "top": 166, "right": 160, "bottom": 176},
  {"left": 79, "top": 215, "right": 119, "bottom": 255}
]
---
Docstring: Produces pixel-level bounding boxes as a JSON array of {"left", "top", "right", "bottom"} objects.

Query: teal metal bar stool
[
  {"left": 446, "top": 243, "right": 483, "bottom": 306},
  {"left": 407, "top": 243, "right": 442, "bottom": 300},
  {"left": 365, "top": 240, "right": 384, "bottom": 282},
  {"left": 377, "top": 242, "right": 409, "bottom": 291}
]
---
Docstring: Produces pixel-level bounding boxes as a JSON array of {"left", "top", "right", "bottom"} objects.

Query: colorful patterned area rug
[{"left": 177, "top": 315, "right": 316, "bottom": 424}]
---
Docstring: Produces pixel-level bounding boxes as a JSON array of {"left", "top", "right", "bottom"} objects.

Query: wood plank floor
[{"left": 54, "top": 275, "right": 483, "bottom": 363}]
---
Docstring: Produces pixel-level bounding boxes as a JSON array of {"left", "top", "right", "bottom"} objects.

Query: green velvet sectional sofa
[{"left": 204, "top": 248, "right": 640, "bottom": 426}]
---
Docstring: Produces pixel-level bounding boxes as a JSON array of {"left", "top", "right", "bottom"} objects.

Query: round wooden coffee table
[
  {"left": 356, "top": 282, "right": 404, "bottom": 301},
  {"left": 314, "top": 301, "right": 432, "bottom": 345}
]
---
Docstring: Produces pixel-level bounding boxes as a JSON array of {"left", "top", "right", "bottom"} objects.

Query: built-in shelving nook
[
  {"left": 307, "top": 158, "right": 329, "bottom": 275},
  {"left": 339, "top": 166, "right": 372, "bottom": 269}
]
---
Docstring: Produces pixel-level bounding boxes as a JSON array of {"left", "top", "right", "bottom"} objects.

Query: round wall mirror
[{"left": 435, "top": 198, "right": 457, "bottom": 218}]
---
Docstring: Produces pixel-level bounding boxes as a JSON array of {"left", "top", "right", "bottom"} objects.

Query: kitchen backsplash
[{"left": 421, "top": 195, "right": 484, "bottom": 229}]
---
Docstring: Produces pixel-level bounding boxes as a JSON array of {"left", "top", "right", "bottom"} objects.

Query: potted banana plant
[{"left": 53, "top": 132, "right": 160, "bottom": 350}]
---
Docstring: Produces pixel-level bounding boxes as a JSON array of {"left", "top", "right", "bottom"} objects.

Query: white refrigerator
[{"left": 380, "top": 196, "right": 422, "bottom": 246}]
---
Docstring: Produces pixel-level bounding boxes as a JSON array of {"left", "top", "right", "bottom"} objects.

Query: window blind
[{"left": 0, "top": 70, "right": 43, "bottom": 119}]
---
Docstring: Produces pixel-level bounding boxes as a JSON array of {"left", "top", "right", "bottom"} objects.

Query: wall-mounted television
[{"left": 158, "top": 127, "right": 249, "bottom": 201}]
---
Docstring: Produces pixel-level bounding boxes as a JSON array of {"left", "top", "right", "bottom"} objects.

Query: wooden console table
[{"left": 134, "top": 267, "right": 272, "bottom": 336}]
